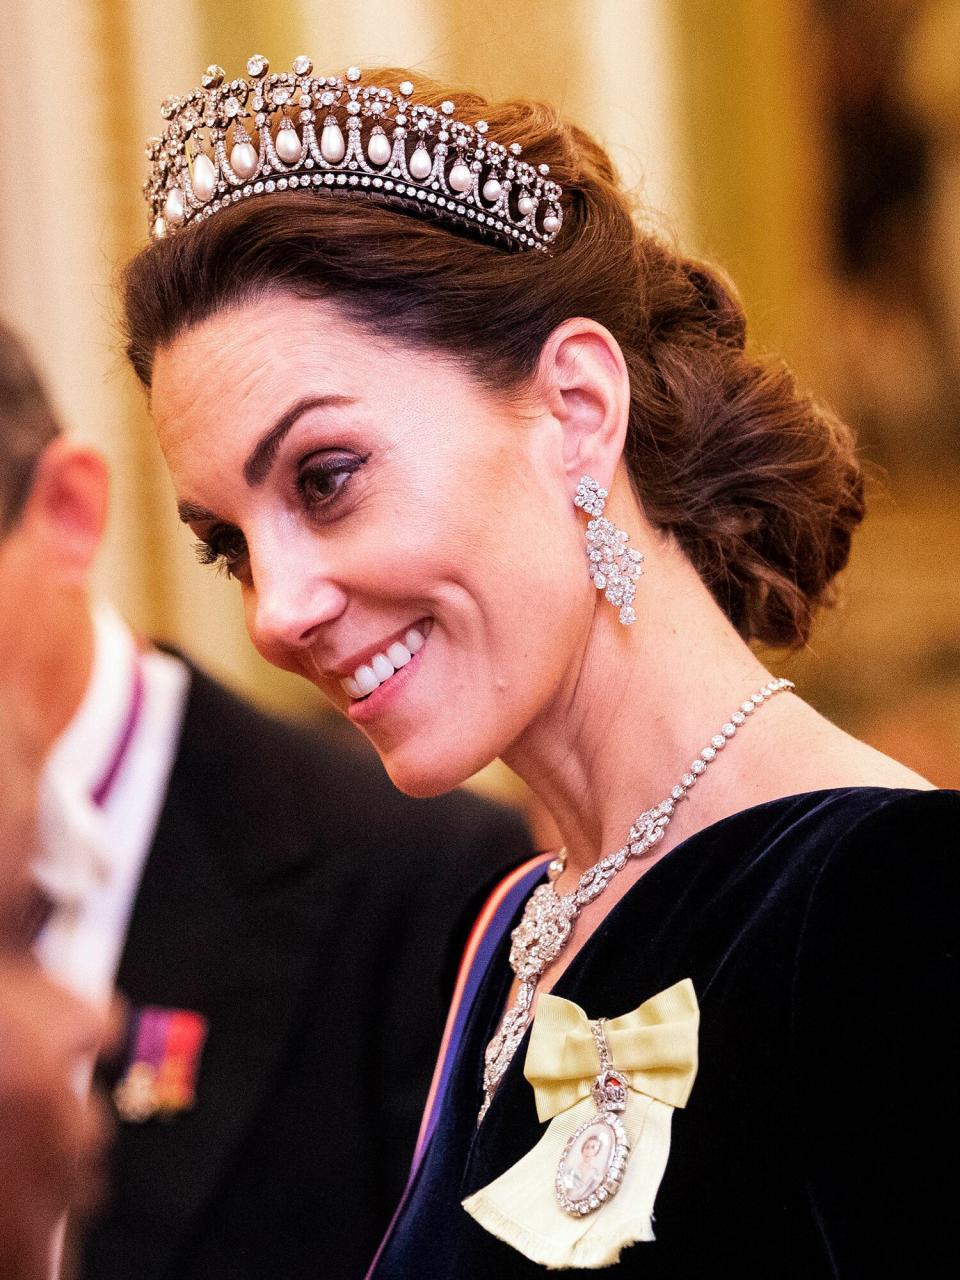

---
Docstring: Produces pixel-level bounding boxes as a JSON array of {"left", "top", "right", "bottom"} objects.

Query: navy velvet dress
[{"left": 373, "top": 788, "right": 959, "bottom": 1278}]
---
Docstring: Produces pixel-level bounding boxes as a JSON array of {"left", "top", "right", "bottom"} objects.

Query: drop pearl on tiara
[
  {"left": 230, "top": 141, "right": 258, "bottom": 180},
  {"left": 275, "top": 124, "right": 302, "bottom": 164},
  {"left": 191, "top": 152, "right": 217, "bottom": 202}
]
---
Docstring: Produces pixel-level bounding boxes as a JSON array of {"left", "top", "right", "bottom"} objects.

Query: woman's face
[{"left": 153, "top": 292, "right": 590, "bottom": 795}]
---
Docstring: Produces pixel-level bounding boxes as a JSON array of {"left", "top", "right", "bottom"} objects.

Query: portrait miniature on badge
[{"left": 556, "top": 1113, "right": 630, "bottom": 1215}]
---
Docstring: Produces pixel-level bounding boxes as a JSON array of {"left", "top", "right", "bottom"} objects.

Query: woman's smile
[
  {"left": 336, "top": 619, "right": 431, "bottom": 701},
  {"left": 345, "top": 623, "right": 430, "bottom": 725}
]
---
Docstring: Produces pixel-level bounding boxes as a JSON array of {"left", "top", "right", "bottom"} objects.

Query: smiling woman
[
  {"left": 122, "top": 59, "right": 958, "bottom": 1280},
  {"left": 147, "top": 289, "right": 578, "bottom": 794}
]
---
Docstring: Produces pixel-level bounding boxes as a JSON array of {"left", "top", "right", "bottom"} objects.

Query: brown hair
[
  {"left": 0, "top": 321, "right": 60, "bottom": 533},
  {"left": 123, "top": 69, "right": 864, "bottom": 648}
]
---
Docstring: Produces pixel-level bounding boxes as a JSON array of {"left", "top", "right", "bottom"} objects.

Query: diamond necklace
[{"left": 478, "top": 677, "right": 795, "bottom": 1122}]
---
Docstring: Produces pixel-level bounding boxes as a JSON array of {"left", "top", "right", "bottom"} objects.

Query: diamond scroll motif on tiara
[{"left": 143, "top": 60, "right": 564, "bottom": 253}]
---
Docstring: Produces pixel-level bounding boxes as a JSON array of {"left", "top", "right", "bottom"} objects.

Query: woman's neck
[
  {"left": 498, "top": 535, "right": 932, "bottom": 1003},
  {"left": 501, "top": 542, "right": 784, "bottom": 880}
]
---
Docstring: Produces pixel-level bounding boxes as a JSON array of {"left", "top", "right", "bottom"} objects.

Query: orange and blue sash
[
  {"left": 413, "top": 850, "right": 553, "bottom": 1163},
  {"left": 366, "top": 850, "right": 552, "bottom": 1277}
]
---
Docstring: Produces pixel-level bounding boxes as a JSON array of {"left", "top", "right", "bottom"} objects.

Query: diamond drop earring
[{"left": 573, "top": 475, "right": 644, "bottom": 625}]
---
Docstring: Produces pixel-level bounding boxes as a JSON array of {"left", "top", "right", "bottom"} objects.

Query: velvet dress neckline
[
  {"left": 374, "top": 784, "right": 958, "bottom": 1278},
  {"left": 532, "top": 784, "right": 932, "bottom": 1003}
]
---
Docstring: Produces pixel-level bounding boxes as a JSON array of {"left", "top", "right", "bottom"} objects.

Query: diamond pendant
[
  {"left": 555, "top": 1066, "right": 631, "bottom": 1216},
  {"left": 508, "top": 884, "right": 575, "bottom": 982}
]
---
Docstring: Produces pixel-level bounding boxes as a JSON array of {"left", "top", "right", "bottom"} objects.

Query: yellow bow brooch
[{"left": 462, "top": 979, "right": 699, "bottom": 1269}]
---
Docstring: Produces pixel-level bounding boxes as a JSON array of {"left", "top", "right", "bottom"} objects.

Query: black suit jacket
[{"left": 79, "top": 665, "right": 533, "bottom": 1280}]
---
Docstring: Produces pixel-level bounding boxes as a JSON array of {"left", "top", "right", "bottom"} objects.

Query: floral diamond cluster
[
  {"left": 585, "top": 518, "right": 644, "bottom": 624},
  {"left": 573, "top": 475, "right": 644, "bottom": 625}
]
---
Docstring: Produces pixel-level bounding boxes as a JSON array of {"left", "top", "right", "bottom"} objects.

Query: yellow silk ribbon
[
  {"left": 525, "top": 979, "right": 700, "bottom": 1121},
  {"left": 462, "top": 980, "right": 699, "bottom": 1269}
]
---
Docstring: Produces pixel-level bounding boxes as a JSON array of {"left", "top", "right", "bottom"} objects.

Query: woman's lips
[
  {"left": 346, "top": 632, "right": 427, "bottom": 724},
  {"left": 340, "top": 622, "right": 429, "bottom": 700}
]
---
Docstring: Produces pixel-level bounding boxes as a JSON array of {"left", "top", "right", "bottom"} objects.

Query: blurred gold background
[{"left": 2, "top": 0, "right": 958, "bottom": 812}]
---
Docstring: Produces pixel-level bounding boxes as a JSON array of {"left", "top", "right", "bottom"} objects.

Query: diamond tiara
[{"left": 144, "top": 56, "right": 564, "bottom": 253}]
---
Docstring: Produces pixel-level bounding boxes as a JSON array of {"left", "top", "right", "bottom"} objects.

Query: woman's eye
[
  {"left": 297, "top": 454, "right": 367, "bottom": 510},
  {"left": 191, "top": 454, "right": 367, "bottom": 580},
  {"left": 194, "top": 525, "right": 249, "bottom": 579}
]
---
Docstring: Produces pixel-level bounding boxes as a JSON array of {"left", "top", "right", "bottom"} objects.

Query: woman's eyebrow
[
  {"left": 178, "top": 500, "right": 217, "bottom": 524},
  {"left": 243, "top": 394, "right": 357, "bottom": 486}
]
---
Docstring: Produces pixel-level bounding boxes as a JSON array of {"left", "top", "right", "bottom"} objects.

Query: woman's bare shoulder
[
  {"left": 730, "top": 696, "right": 937, "bottom": 807},
  {"left": 833, "top": 736, "right": 935, "bottom": 790}
]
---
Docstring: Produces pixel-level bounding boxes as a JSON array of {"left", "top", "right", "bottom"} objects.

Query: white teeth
[
  {"left": 354, "top": 665, "right": 380, "bottom": 696},
  {"left": 371, "top": 653, "right": 394, "bottom": 682},
  {"left": 343, "top": 625, "right": 428, "bottom": 700},
  {"left": 386, "top": 641, "right": 412, "bottom": 668}
]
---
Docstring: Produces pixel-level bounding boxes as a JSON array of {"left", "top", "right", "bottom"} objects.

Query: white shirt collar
[
  {"left": 33, "top": 761, "right": 109, "bottom": 908},
  {"left": 35, "top": 603, "right": 139, "bottom": 907}
]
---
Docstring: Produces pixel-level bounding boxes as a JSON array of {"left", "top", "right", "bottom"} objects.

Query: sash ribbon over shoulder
[{"left": 463, "top": 979, "right": 699, "bottom": 1269}]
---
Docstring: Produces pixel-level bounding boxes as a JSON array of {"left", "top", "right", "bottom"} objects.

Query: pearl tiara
[{"left": 144, "top": 56, "right": 564, "bottom": 253}]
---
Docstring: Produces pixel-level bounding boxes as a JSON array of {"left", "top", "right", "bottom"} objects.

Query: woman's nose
[{"left": 248, "top": 553, "right": 348, "bottom": 661}]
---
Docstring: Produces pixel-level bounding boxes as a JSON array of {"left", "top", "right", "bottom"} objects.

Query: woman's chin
[
  {"left": 381, "top": 759, "right": 470, "bottom": 799},
  {"left": 374, "top": 741, "right": 488, "bottom": 799}
]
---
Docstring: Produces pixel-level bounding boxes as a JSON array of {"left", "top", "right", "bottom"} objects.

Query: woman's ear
[
  {"left": 20, "top": 441, "right": 109, "bottom": 585},
  {"left": 535, "top": 318, "right": 631, "bottom": 494}
]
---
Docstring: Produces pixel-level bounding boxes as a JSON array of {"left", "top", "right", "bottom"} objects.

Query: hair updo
[{"left": 123, "top": 67, "right": 864, "bottom": 649}]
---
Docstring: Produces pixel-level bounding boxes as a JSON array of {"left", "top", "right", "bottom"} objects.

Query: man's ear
[
  {"left": 20, "top": 441, "right": 109, "bottom": 585},
  {"left": 535, "top": 318, "right": 631, "bottom": 494}
]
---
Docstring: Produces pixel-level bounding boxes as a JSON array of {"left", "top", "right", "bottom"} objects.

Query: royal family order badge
[
  {"left": 463, "top": 981, "right": 700, "bottom": 1269},
  {"left": 555, "top": 1049, "right": 631, "bottom": 1216}
]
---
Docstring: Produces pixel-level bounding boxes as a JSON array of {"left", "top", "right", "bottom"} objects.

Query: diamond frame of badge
[{"left": 555, "top": 1112, "right": 631, "bottom": 1217}]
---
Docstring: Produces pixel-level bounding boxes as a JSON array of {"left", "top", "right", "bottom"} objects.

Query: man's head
[{"left": 0, "top": 321, "right": 109, "bottom": 761}]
